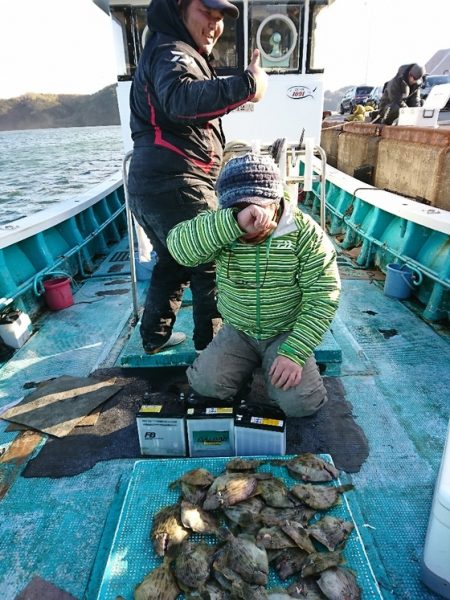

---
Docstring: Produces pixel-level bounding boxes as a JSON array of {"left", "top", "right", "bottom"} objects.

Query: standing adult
[
  {"left": 378, "top": 63, "right": 425, "bottom": 125},
  {"left": 128, "top": 0, "right": 268, "bottom": 354}
]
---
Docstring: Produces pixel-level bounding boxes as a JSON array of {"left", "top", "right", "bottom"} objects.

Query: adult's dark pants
[
  {"left": 379, "top": 103, "right": 400, "bottom": 125},
  {"left": 128, "top": 185, "right": 220, "bottom": 351}
]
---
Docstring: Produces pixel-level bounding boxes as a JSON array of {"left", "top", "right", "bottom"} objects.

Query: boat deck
[{"left": 0, "top": 241, "right": 449, "bottom": 599}]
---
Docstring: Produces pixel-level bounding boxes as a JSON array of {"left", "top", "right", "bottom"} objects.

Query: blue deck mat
[
  {"left": 336, "top": 280, "right": 450, "bottom": 600},
  {"left": 96, "top": 456, "right": 383, "bottom": 600},
  {"left": 1, "top": 276, "right": 448, "bottom": 600}
]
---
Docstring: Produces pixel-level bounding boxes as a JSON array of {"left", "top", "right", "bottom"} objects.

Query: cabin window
[
  {"left": 110, "top": 6, "right": 147, "bottom": 80},
  {"left": 307, "top": 2, "right": 327, "bottom": 73},
  {"left": 213, "top": 10, "right": 244, "bottom": 75},
  {"left": 249, "top": 2, "right": 301, "bottom": 72}
]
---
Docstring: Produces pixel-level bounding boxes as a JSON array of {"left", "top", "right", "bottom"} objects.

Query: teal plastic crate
[{"left": 96, "top": 456, "right": 383, "bottom": 599}]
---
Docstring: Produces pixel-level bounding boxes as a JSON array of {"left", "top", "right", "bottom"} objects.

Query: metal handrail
[
  {"left": 122, "top": 151, "right": 139, "bottom": 323},
  {"left": 0, "top": 204, "right": 126, "bottom": 312}
]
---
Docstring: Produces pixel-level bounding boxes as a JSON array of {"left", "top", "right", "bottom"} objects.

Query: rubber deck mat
[
  {"left": 96, "top": 457, "right": 383, "bottom": 600},
  {"left": 336, "top": 280, "right": 450, "bottom": 599}
]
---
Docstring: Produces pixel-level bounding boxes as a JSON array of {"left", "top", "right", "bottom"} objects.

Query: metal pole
[
  {"left": 122, "top": 151, "right": 139, "bottom": 323},
  {"left": 315, "top": 146, "right": 327, "bottom": 230}
]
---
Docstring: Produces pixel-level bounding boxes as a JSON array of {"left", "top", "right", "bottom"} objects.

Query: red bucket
[{"left": 43, "top": 277, "right": 74, "bottom": 310}]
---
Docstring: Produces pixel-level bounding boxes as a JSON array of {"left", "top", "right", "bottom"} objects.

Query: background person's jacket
[
  {"left": 378, "top": 63, "right": 422, "bottom": 117},
  {"left": 167, "top": 199, "right": 341, "bottom": 366},
  {"left": 128, "top": 0, "right": 256, "bottom": 194}
]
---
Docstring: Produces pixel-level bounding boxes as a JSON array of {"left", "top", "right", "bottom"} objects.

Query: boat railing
[{"left": 0, "top": 178, "right": 127, "bottom": 316}]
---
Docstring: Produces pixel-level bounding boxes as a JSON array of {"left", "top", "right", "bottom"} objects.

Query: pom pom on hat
[{"left": 216, "top": 153, "right": 284, "bottom": 209}]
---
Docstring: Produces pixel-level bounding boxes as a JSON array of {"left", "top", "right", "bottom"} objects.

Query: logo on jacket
[
  {"left": 171, "top": 51, "right": 196, "bottom": 68},
  {"left": 274, "top": 240, "right": 295, "bottom": 250},
  {"left": 287, "top": 86, "right": 317, "bottom": 100}
]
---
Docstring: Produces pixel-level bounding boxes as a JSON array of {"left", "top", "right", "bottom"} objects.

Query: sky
[{"left": 0, "top": 0, "right": 449, "bottom": 99}]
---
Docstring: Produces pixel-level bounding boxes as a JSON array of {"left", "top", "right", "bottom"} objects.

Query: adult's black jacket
[
  {"left": 128, "top": 0, "right": 256, "bottom": 194},
  {"left": 378, "top": 63, "right": 422, "bottom": 116}
]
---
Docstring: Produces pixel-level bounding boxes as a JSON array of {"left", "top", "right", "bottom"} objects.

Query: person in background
[
  {"left": 167, "top": 153, "right": 340, "bottom": 417},
  {"left": 128, "top": 0, "right": 268, "bottom": 354},
  {"left": 378, "top": 63, "right": 425, "bottom": 125}
]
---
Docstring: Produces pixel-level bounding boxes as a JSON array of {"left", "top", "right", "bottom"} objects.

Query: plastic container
[
  {"left": 0, "top": 311, "right": 32, "bottom": 349},
  {"left": 43, "top": 277, "right": 74, "bottom": 310},
  {"left": 384, "top": 263, "right": 415, "bottom": 300},
  {"left": 399, "top": 83, "right": 450, "bottom": 127},
  {"left": 186, "top": 397, "right": 235, "bottom": 457},
  {"left": 234, "top": 403, "right": 286, "bottom": 456},
  {"left": 422, "top": 419, "right": 450, "bottom": 598},
  {"left": 136, "top": 392, "right": 187, "bottom": 457}
]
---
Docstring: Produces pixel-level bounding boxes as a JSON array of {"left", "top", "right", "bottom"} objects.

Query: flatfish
[
  {"left": 173, "top": 540, "right": 216, "bottom": 591},
  {"left": 169, "top": 468, "right": 215, "bottom": 505},
  {"left": 151, "top": 503, "right": 189, "bottom": 556},
  {"left": 301, "top": 551, "right": 344, "bottom": 577},
  {"left": 279, "top": 520, "right": 316, "bottom": 554},
  {"left": 203, "top": 472, "right": 259, "bottom": 510},
  {"left": 256, "top": 526, "right": 298, "bottom": 550},
  {"left": 226, "top": 458, "right": 268, "bottom": 471},
  {"left": 308, "top": 516, "right": 354, "bottom": 551},
  {"left": 259, "top": 505, "right": 316, "bottom": 527},
  {"left": 286, "top": 577, "right": 327, "bottom": 599},
  {"left": 185, "top": 581, "right": 229, "bottom": 599},
  {"left": 273, "top": 547, "right": 309, "bottom": 580},
  {"left": 181, "top": 500, "right": 219, "bottom": 534},
  {"left": 272, "top": 454, "right": 339, "bottom": 482},
  {"left": 290, "top": 484, "right": 354, "bottom": 511},
  {"left": 219, "top": 527, "right": 269, "bottom": 586},
  {"left": 223, "top": 496, "right": 265, "bottom": 527},
  {"left": 134, "top": 557, "right": 180, "bottom": 600},
  {"left": 317, "top": 567, "right": 361, "bottom": 599},
  {"left": 257, "top": 477, "right": 295, "bottom": 508}
]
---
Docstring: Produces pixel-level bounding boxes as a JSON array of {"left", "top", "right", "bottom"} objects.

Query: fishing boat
[{"left": 0, "top": 1, "right": 449, "bottom": 599}]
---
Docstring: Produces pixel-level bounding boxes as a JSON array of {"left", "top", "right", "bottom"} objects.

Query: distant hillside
[
  {"left": 0, "top": 85, "right": 120, "bottom": 131},
  {"left": 323, "top": 87, "right": 353, "bottom": 112}
]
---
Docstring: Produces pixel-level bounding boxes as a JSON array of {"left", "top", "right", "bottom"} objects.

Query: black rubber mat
[{"left": 22, "top": 367, "right": 368, "bottom": 478}]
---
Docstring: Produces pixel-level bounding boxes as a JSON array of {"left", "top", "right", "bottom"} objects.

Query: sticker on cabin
[{"left": 287, "top": 85, "right": 317, "bottom": 100}]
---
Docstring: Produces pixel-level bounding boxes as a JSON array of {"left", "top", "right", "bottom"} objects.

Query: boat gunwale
[
  {"left": 0, "top": 171, "right": 123, "bottom": 250},
  {"left": 309, "top": 156, "right": 450, "bottom": 235}
]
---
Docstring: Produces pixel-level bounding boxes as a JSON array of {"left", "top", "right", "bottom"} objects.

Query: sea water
[{"left": 0, "top": 126, "right": 123, "bottom": 225}]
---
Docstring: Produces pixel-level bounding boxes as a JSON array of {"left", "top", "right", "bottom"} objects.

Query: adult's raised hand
[{"left": 247, "top": 49, "right": 268, "bottom": 103}]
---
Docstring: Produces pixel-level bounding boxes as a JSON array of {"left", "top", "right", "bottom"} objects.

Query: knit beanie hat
[{"left": 216, "top": 153, "right": 284, "bottom": 209}]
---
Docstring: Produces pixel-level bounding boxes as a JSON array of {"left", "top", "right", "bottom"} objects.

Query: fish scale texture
[{"left": 96, "top": 456, "right": 383, "bottom": 600}]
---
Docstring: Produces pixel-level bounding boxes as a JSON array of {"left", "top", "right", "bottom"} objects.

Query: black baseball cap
[{"left": 202, "top": 0, "right": 239, "bottom": 19}]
